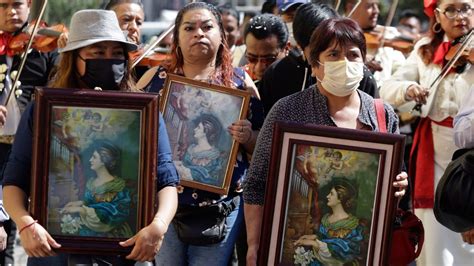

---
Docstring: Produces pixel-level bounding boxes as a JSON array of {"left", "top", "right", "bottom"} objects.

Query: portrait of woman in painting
[
  {"left": 294, "top": 178, "right": 366, "bottom": 265},
  {"left": 61, "top": 141, "right": 134, "bottom": 238},
  {"left": 174, "top": 114, "right": 224, "bottom": 187}
]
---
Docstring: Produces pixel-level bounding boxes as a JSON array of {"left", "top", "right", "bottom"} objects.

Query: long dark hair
[
  {"left": 169, "top": 2, "right": 234, "bottom": 88},
  {"left": 193, "top": 114, "right": 222, "bottom": 146},
  {"left": 49, "top": 45, "right": 138, "bottom": 92}
]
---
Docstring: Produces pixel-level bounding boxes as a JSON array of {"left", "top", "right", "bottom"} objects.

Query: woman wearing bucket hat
[{"left": 2, "top": 9, "right": 179, "bottom": 265}]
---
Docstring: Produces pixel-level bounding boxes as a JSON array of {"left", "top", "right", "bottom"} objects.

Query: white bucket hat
[{"left": 59, "top": 9, "right": 138, "bottom": 53}]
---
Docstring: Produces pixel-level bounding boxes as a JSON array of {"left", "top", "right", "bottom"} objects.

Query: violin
[
  {"left": 364, "top": 26, "right": 416, "bottom": 54},
  {"left": 130, "top": 47, "right": 172, "bottom": 68},
  {"left": 445, "top": 32, "right": 474, "bottom": 70},
  {"left": 8, "top": 21, "right": 67, "bottom": 54}
]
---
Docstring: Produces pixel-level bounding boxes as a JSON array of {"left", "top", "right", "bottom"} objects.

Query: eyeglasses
[
  {"left": 436, "top": 5, "right": 473, "bottom": 20},
  {"left": 245, "top": 54, "right": 278, "bottom": 65}
]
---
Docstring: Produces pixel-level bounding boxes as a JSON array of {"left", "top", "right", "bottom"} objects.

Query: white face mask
[
  {"left": 285, "top": 22, "right": 297, "bottom": 47},
  {"left": 316, "top": 58, "right": 364, "bottom": 97}
]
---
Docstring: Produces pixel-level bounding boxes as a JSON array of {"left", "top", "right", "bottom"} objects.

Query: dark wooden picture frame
[
  {"left": 30, "top": 88, "right": 159, "bottom": 254},
  {"left": 259, "top": 122, "right": 405, "bottom": 265},
  {"left": 160, "top": 74, "right": 250, "bottom": 195}
]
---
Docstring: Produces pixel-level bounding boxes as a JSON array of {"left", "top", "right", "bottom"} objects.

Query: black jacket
[{"left": 0, "top": 49, "right": 58, "bottom": 112}]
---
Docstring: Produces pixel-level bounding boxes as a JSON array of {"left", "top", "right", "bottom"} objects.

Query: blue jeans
[{"left": 155, "top": 196, "right": 244, "bottom": 266}]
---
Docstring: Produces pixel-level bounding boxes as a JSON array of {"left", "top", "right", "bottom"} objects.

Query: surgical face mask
[
  {"left": 79, "top": 58, "right": 126, "bottom": 90},
  {"left": 316, "top": 58, "right": 364, "bottom": 97},
  {"left": 285, "top": 22, "right": 297, "bottom": 47}
]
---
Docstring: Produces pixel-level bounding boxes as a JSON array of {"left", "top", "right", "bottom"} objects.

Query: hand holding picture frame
[
  {"left": 30, "top": 88, "right": 159, "bottom": 254},
  {"left": 160, "top": 74, "right": 251, "bottom": 195},
  {"left": 259, "top": 122, "right": 405, "bottom": 265}
]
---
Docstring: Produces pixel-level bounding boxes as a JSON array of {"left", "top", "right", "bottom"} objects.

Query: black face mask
[{"left": 79, "top": 58, "right": 126, "bottom": 90}]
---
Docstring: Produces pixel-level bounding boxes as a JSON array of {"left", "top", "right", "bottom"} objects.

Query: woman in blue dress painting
[
  {"left": 174, "top": 114, "right": 224, "bottom": 187},
  {"left": 294, "top": 178, "right": 365, "bottom": 265},
  {"left": 61, "top": 141, "right": 133, "bottom": 238}
]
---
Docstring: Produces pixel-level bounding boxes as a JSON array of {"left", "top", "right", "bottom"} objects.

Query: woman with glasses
[{"left": 380, "top": 0, "right": 473, "bottom": 264}]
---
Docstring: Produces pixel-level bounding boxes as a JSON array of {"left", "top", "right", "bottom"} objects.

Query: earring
[{"left": 432, "top": 22, "right": 442, "bottom": 33}]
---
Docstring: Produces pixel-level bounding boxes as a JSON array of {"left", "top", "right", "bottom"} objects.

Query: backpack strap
[{"left": 374, "top": 98, "right": 387, "bottom": 133}]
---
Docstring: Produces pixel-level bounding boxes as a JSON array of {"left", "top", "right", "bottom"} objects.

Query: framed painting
[
  {"left": 160, "top": 74, "right": 251, "bottom": 195},
  {"left": 30, "top": 88, "right": 159, "bottom": 254},
  {"left": 259, "top": 122, "right": 405, "bottom": 265}
]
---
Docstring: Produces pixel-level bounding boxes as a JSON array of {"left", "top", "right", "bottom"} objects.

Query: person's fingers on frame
[
  {"left": 34, "top": 247, "right": 49, "bottom": 257},
  {"left": 127, "top": 246, "right": 141, "bottom": 260},
  {"left": 395, "top": 189, "right": 405, "bottom": 197}
]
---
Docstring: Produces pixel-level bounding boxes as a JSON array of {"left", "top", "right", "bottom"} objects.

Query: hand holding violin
[{"left": 57, "top": 32, "right": 68, "bottom": 49}]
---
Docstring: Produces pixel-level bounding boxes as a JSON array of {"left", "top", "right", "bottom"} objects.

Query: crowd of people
[{"left": 0, "top": 0, "right": 472, "bottom": 265}]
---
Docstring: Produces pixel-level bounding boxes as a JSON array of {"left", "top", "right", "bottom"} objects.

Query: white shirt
[
  {"left": 454, "top": 88, "right": 474, "bottom": 149},
  {"left": 380, "top": 37, "right": 473, "bottom": 121}
]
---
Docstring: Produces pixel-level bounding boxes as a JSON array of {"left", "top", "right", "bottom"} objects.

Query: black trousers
[{"left": 0, "top": 219, "right": 15, "bottom": 266}]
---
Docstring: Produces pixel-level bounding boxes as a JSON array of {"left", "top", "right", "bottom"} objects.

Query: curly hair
[
  {"left": 193, "top": 113, "right": 222, "bottom": 145},
  {"left": 95, "top": 141, "right": 121, "bottom": 173},
  {"left": 331, "top": 178, "right": 358, "bottom": 211},
  {"left": 169, "top": 2, "right": 234, "bottom": 88}
]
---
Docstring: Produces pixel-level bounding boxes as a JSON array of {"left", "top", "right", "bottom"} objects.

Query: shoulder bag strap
[{"left": 374, "top": 98, "right": 387, "bottom": 133}]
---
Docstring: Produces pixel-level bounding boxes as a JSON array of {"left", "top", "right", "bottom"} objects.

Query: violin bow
[
  {"left": 131, "top": 0, "right": 197, "bottom": 69},
  {"left": 3, "top": 0, "right": 48, "bottom": 107},
  {"left": 347, "top": 0, "right": 361, "bottom": 18},
  {"left": 412, "top": 30, "right": 473, "bottom": 113},
  {"left": 334, "top": 0, "right": 341, "bottom": 12},
  {"left": 378, "top": 0, "right": 399, "bottom": 49},
  {"left": 131, "top": 25, "right": 174, "bottom": 69}
]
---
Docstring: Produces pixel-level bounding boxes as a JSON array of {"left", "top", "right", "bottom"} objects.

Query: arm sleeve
[
  {"left": 379, "top": 42, "right": 423, "bottom": 107},
  {"left": 453, "top": 89, "right": 474, "bottom": 149},
  {"left": 2, "top": 103, "right": 34, "bottom": 195},
  {"left": 156, "top": 112, "right": 179, "bottom": 190},
  {"left": 243, "top": 103, "right": 281, "bottom": 205}
]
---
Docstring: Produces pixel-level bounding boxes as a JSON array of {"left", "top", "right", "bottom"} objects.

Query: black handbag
[{"left": 172, "top": 196, "right": 240, "bottom": 246}]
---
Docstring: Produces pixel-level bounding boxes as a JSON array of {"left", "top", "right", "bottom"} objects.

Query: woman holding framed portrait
[
  {"left": 136, "top": 2, "right": 264, "bottom": 265},
  {"left": 243, "top": 17, "right": 409, "bottom": 265},
  {"left": 2, "top": 9, "right": 179, "bottom": 265}
]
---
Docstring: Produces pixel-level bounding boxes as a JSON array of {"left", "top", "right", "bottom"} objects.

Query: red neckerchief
[
  {"left": 410, "top": 117, "right": 453, "bottom": 209},
  {"left": 433, "top": 41, "right": 452, "bottom": 67},
  {"left": 0, "top": 32, "right": 15, "bottom": 57}
]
